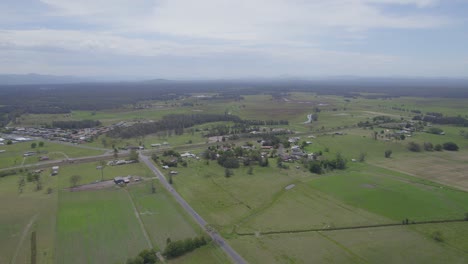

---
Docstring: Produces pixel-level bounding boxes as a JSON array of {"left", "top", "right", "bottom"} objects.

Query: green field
[
  {"left": 3, "top": 91, "right": 468, "bottom": 263},
  {"left": 0, "top": 141, "right": 105, "bottom": 169},
  {"left": 0, "top": 169, "right": 58, "bottom": 264},
  {"left": 56, "top": 189, "right": 149, "bottom": 264}
]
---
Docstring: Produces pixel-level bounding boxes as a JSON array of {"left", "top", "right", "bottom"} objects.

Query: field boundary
[
  {"left": 10, "top": 214, "right": 38, "bottom": 264},
  {"left": 235, "top": 218, "right": 468, "bottom": 236}
]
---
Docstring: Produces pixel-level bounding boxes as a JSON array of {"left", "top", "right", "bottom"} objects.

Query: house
[
  {"left": 288, "top": 137, "right": 301, "bottom": 143},
  {"left": 180, "top": 152, "right": 196, "bottom": 158},
  {"left": 162, "top": 165, "right": 169, "bottom": 169},
  {"left": 151, "top": 143, "right": 161, "bottom": 148},
  {"left": 170, "top": 171, "right": 178, "bottom": 175}
]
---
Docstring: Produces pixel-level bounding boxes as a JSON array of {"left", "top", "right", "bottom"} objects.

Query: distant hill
[{"left": 0, "top": 74, "right": 96, "bottom": 85}]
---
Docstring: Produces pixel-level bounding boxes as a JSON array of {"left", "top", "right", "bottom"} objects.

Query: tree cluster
[
  {"left": 163, "top": 236, "right": 207, "bottom": 259},
  {"left": 126, "top": 249, "right": 158, "bottom": 264},
  {"left": 108, "top": 114, "right": 241, "bottom": 138},
  {"left": 307, "top": 153, "right": 347, "bottom": 174},
  {"left": 52, "top": 120, "right": 101, "bottom": 129}
]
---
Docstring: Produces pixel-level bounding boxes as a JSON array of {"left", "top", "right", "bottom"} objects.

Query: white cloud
[
  {"left": 1, "top": 0, "right": 463, "bottom": 78},
  {"left": 38, "top": 0, "right": 448, "bottom": 42}
]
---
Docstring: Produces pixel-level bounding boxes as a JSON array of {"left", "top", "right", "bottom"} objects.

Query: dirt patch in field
[
  {"left": 361, "top": 183, "right": 377, "bottom": 189},
  {"left": 68, "top": 180, "right": 116, "bottom": 191}
]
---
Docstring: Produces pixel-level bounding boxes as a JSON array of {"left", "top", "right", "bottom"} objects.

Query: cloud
[
  {"left": 38, "top": 0, "right": 449, "bottom": 42},
  {"left": 1, "top": 0, "right": 464, "bottom": 78}
]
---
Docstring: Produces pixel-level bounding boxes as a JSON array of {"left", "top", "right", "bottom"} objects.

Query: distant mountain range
[
  {"left": 0, "top": 74, "right": 98, "bottom": 85},
  {"left": 1, "top": 73, "right": 467, "bottom": 86}
]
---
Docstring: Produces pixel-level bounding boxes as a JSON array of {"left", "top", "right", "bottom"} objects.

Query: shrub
[
  {"left": 407, "top": 142, "right": 422, "bottom": 152},
  {"left": 423, "top": 142, "right": 433, "bottom": 151},
  {"left": 442, "top": 142, "right": 459, "bottom": 151},
  {"left": 384, "top": 150, "right": 392, "bottom": 158}
]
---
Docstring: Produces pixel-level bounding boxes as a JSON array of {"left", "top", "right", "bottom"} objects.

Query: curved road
[{"left": 140, "top": 154, "right": 247, "bottom": 264}]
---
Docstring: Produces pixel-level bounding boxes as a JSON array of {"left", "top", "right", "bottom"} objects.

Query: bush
[
  {"left": 384, "top": 150, "right": 392, "bottom": 158},
  {"left": 407, "top": 142, "right": 422, "bottom": 152},
  {"left": 431, "top": 231, "right": 444, "bottom": 242},
  {"left": 442, "top": 142, "right": 459, "bottom": 151},
  {"left": 427, "top": 127, "right": 444, "bottom": 135},
  {"left": 434, "top": 144, "right": 443, "bottom": 151},
  {"left": 423, "top": 142, "right": 433, "bottom": 151}
]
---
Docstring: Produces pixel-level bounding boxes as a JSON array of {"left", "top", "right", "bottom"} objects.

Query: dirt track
[{"left": 68, "top": 180, "right": 116, "bottom": 191}]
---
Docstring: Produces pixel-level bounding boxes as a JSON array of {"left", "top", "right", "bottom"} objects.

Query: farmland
[{"left": 1, "top": 87, "right": 468, "bottom": 263}]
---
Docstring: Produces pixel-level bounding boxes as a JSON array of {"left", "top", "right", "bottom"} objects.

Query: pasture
[
  {"left": 0, "top": 141, "right": 105, "bottom": 169},
  {"left": 0, "top": 169, "right": 58, "bottom": 264}
]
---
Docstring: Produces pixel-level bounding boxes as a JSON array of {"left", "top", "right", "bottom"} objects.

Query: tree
[
  {"left": 18, "top": 176, "right": 26, "bottom": 193},
  {"left": 247, "top": 166, "right": 253, "bottom": 175},
  {"left": 113, "top": 148, "right": 118, "bottom": 159},
  {"left": 423, "top": 142, "right": 433, "bottom": 151},
  {"left": 309, "top": 162, "right": 322, "bottom": 174},
  {"left": 434, "top": 144, "right": 443, "bottom": 151},
  {"left": 407, "top": 142, "right": 422, "bottom": 152},
  {"left": 98, "top": 160, "right": 106, "bottom": 181},
  {"left": 431, "top": 231, "right": 444, "bottom": 242},
  {"left": 70, "top": 175, "right": 81, "bottom": 187},
  {"left": 224, "top": 168, "right": 233, "bottom": 178},
  {"left": 169, "top": 174, "right": 173, "bottom": 184},
  {"left": 31, "top": 142, "right": 37, "bottom": 149},
  {"left": 129, "top": 149, "right": 139, "bottom": 161},
  {"left": 442, "top": 142, "right": 459, "bottom": 151},
  {"left": 38, "top": 141, "right": 44, "bottom": 147},
  {"left": 335, "top": 153, "right": 347, "bottom": 170},
  {"left": 358, "top": 152, "right": 367, "bottom": 162},
  {"left": 384, "top": 150, "right": 392, "bottom": 158},
  {"left": 151, "top": 180, "right": 156, "bottom": 193},
  {"left": 138, "top": 249, "right": 157, "bottom": 264}
]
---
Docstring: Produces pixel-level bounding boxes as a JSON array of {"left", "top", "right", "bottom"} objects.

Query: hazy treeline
[
  {"left": 1, "top": 79, "right": 467, "bottom": 126},
  {"left": 52, "top": 120, "right": 102, "bottom": 129},
  {"left": 107, "top": 114, "right": 241, "bottom": 138}
]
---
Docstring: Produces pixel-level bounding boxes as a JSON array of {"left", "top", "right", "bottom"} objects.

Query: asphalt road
[{"left": 140, "top": 154, "right": 248, "bottom": 264}]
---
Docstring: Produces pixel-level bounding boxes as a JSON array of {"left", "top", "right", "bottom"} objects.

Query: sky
[{"left": 1, "top": 0, "right": 468, "bottom": 79}]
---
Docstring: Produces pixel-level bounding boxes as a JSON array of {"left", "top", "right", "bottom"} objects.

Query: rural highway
[{"left": 140, "top": 154, "right": 248, "bottom": 264}]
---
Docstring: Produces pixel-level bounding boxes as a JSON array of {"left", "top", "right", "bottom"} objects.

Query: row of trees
[
  {"left": 52, "top": 120, "right": 101, "bottom": 129},
  {"left": 163, "top": 236, "right": 207, "bottom": 259},
  {"left": 408, "top": 141, "right": 459, "bottom": 152}
]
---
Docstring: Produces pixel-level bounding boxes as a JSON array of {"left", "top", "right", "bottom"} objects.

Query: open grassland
[
  {"left": 56, "top": 189, "right": 149, "bottom": 264},
  {"left": 374, "top": 149, "right": 468, "bottom": 191},
  {"left": 231, "top": 225, "right": 468, "bottom": 264},
  {"left": 165, "top": 158, "right": 312, "bottom": 234},
  {"left": 310, "top": 163, "right": 468, "bottom": 222},
  {"left": 168, "top": 243, "right": 230, "bottom": 264},
  {"left": 0, "top": 141, "right": 105, "bottom": 169},
  {"left": 237, "top": 182, "right": 389, "bottom": 233},
  {"left": 128, "top": 181, "right": 200, "bottom": 250},
  {"left": 0, "top": 171, "right": 58, "bottom": 264},
  {"left": 15, "top": 107, "right": 191, "bottom": 127},
  {"left": 412, "top": 222, "right": 468, "bottom": 254},
  {"left": 230, "top": 232, "right": 358, "bottom": 263}
]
